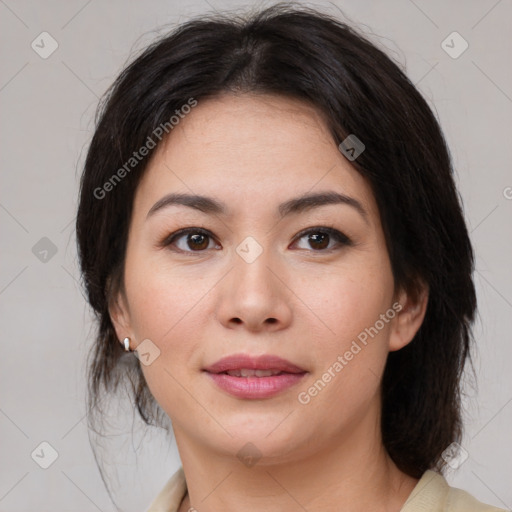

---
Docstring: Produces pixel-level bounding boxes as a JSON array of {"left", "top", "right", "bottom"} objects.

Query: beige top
[{"left": 146, "top": 466, "right": 508, "bottom": 512}]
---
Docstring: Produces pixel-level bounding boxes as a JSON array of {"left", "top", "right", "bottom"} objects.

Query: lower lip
[{"left": 205, "top": 371, "right": 307, "bottom": 399}]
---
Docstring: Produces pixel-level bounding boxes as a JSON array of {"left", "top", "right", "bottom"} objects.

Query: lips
[
  {"left": 203, "top": 354, "right": 307, "bottom": 399},
  {"left": 203, "top": 353, "right": 306, "bottom": 375},
  {"left": 224, "top": 368, "right": 283, "bottom": 377}
]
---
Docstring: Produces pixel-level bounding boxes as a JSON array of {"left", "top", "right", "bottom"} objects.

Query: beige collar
[{"left": 146, "top": 466, "right": 505, "bottom": 512}]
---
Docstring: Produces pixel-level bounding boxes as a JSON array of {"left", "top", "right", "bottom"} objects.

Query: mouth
[
  {"left": 216, "top": 368, "right": 292, "bottom": 377},
  {"left": 203, "top": 353, "right": 306, "bottom": 374},
  {"left": 203, "top": 354, "right": 307, "bottom": 399}
]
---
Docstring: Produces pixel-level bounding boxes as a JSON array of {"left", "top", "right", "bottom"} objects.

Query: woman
[{"left": 76, "top": 4, "right": 506, "bottom": 511}]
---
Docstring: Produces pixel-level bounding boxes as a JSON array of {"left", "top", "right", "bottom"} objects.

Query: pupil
[
  {"left": 309, "top": 233, "right": 329, "bottom": 250},
  {"left": 189, "top": 233, "right": 208, "bottom": 250}
]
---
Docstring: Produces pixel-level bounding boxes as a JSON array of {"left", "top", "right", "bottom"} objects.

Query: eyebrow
[{"left": 146, "top": 191, "right": 368, "bottom": 223}]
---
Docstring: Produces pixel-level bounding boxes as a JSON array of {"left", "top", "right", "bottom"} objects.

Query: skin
[{"left": 110, "top": 93, "right": 429, "bottom": 512}]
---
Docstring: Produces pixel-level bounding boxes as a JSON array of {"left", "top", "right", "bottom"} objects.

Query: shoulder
[
  {"left": 145, "top": 466, "right": 188, "bottom": 512},
  {"left": 145, "top": 466, "right": 508, "bottom": 512},
  {"left": 401, "top": 470, "right": 508, "bottom": 512}
]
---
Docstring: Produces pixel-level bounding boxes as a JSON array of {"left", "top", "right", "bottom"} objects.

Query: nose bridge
[
  {"left": 215, "top": 235, "right": 292, "bottom": 331},
  {"left": 232, "top": 237, "right": 278, "bottom": 297}
]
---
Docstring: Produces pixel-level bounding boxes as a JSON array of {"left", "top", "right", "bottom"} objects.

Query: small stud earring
[{"left": 123, "top": 337, "right": 132, "bottom": 352}]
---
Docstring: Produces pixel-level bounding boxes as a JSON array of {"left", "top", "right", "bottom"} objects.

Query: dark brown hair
[{"left": 76, "top": 1, "right": 476, "bottom": 488}]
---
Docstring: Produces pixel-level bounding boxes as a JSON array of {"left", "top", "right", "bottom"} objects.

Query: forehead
[
  {"left": 133, "top": 93, "right": 379, "bottom": 224},
  {"left": 182, "top": 93, "right": 336, "bottom": 156}
]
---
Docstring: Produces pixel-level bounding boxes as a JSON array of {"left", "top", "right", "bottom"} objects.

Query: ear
[
  {"left": 388, "top": 282, "right": 429, "bottom": 352},
  {"left": 108, "top": 287, "right": 133, "bottom": 345}
]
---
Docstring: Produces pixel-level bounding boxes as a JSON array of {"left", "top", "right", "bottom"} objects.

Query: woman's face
[{"left": 111, "top": 93, "right": 424, "bottom": 464}]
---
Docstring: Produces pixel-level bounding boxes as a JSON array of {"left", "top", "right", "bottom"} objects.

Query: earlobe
[{"left": 389, "top": 284, "right": 429, "bottom": 352}]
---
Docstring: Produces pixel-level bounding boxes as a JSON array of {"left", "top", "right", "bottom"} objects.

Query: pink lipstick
[{"left": 203, "top": 353, "right": 307, "bottom": 399}]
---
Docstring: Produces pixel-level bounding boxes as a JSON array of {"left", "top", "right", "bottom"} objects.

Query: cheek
[
  {"left": 299, "top": 258, "right": 394, "bottom": 347},
  {"left": 123, "top": 246, "right": 204, "bottom": 340},
  {"left": 122, "top": 252, "right": 209, "bottom": 413},
  {"left": 122, "top": 248, "right": 216, "bottom": 395},
  {"left": 293, "top": 259, "right": 394, "bottom": 407}
]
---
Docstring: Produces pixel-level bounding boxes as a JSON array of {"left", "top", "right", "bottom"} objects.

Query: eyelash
[{"left": 160, "top": 226, "right": 353, "bottom": 254}]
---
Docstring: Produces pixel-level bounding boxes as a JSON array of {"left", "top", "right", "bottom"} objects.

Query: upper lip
[{"left": 203, "top": 354, "right": 306, "bottom": 374}]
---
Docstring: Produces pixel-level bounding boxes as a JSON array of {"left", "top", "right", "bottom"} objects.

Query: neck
[{"left": 173, "top": 403, "right": 419, "bottom": 512}]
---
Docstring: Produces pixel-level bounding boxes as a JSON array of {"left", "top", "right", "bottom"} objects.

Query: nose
[{"left": 215, "top": 247, "right": 293, "bottom": 333}]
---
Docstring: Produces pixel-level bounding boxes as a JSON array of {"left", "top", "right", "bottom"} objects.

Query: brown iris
[
  {"left": 307, "top": 232, "right": 329, "bottom": 250},
  {"left": 187, "top": 233, "right": 209, "bottom": 250}
]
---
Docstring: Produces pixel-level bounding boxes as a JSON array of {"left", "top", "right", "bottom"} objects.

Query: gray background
[{"left": 1, "top": 0, "right": 511, "bottom": 510}]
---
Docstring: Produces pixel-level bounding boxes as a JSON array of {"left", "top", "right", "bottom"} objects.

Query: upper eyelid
[{"left": 161, "top": 227, "right": 215, "bottom": 246}]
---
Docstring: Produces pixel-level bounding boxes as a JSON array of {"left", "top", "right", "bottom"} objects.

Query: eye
[
  {"left": 161, "top": 226, "right": 352, "bottom": 254},
  {"left": 291, "top": 226, "right": 352, "bottom": 252},
  {"left": 162, "top": 228, "right": 219, "bottom": 253}
]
